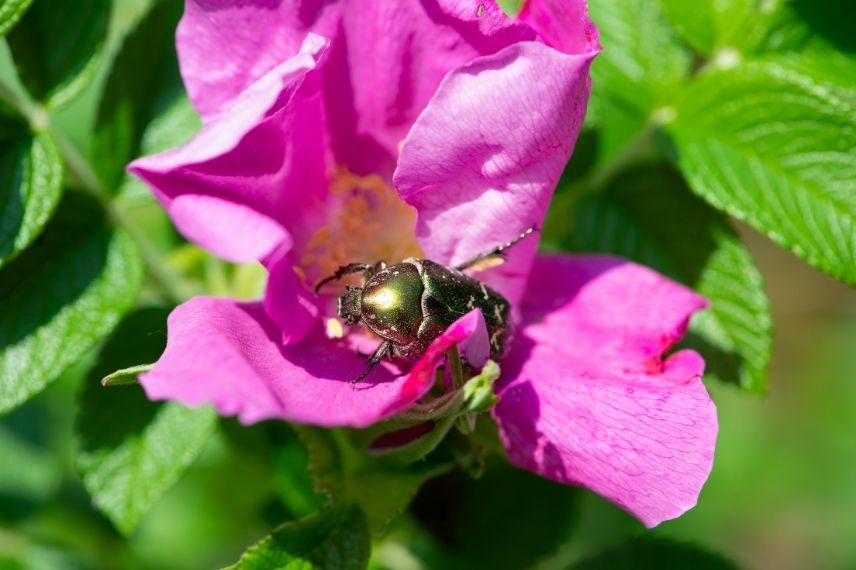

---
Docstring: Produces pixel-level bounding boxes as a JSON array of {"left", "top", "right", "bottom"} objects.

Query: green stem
[
  {"left": 0, "top": 78, "right": 192, "bottom": 304},
  {"left": 448, "top": 345, "right": 465, "bottom": 390}
]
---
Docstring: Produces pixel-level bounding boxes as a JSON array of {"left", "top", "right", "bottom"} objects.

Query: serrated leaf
[
  {"left": 0, "top": 0, "right": 32, "bottom": 36},
  {"left": 659, "top": 0, "right": 784, "bottom": 55},
  {"left": 296, "top": 427, "right": 447, "bottom": 534},
  {"left": 92, "top": 0, "right": 188, "bottom": 193},
  {"left": 0, "top": 192, "right": 143, "bottom": 414},
  {"left": 0, "top": 111, "right": 63, "bottom": 268},
  {"left": 570, "top": 536, "right": 739, "bottom": 570},
  {"left": 6, "top": 0, "right": 110, "bottom": 109},
  {"left": 588, "top": 0, "right": 690, "bottom": 156},
  {"left": 570, "top": 165, "right": 772, "bottom": 392},
  {"left": 76, "top": 308, "right": 216, "bottom": 534},
  {"left": 669, "top": 62, "right": 856, "bottom": 285},
  {"left": 228, "top": 506, "right": 370, "bottom": 570}
]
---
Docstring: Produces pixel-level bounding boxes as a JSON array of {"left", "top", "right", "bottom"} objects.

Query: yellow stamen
[{"left": 298, "top": 167, "right": 423, "bottom": 285}]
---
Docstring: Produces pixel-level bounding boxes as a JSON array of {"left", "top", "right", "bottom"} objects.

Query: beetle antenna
[{"left": 454, "top": 225, "right": 539, "bottom": 272}]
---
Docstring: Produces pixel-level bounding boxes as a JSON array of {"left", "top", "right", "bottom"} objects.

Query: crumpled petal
[
  {"left": 176, "top": 0, "right": 338, "bottom": 120},
  {"left": 517, "top": 0, "right": 600, "bottom": 54},
  {"left": 262, "top": 245, "right": 319, "bottom": 345},
  {"left": 394, "top": 41, "right": 597, "bottom": 306},
  {"left": 322, "top": 0, "right": 533, "bottom": 174},
  {"left": 492, "top": 254, "right": 717, "bottom": 527},
  {"left": 129, "top": 34, "right": 330, "bottom": 263},
  {"left": 140, "top": 298, "right": 488, "bottom": 428}
]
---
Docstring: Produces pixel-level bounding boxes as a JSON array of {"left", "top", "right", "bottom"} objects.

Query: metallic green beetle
[{"left": 315, "top": 228, "right": 535, "bottom": 383}]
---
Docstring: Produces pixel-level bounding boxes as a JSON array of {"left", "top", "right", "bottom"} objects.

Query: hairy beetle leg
[
  {"left": 352, "top": 339, "right": 393, "bottom": 386},
  {"left": 315, "top": 261, "right": 387, "bottom": 294},
  {"left": 454, "top": 226, "right": 538, "bottom": 272}
]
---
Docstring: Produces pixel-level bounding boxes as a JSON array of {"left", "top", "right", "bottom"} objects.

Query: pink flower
[{"left": 130, "top": 0, "right": 717, "bottom": 527}]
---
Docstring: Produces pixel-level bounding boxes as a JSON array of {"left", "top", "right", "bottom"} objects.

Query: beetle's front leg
[
  {"left": 352, "top": 339, "right": 393, "bottom": 385},
  {"left": 315, "top": 261, "right": 387, "bottom": 293}
]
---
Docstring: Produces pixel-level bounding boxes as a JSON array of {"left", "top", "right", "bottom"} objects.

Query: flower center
[{"left": 297, "top": 168, "right": 423, "bottom": 287}]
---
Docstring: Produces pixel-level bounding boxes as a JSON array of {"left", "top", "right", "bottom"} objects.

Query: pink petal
[
  {"left": 177, "top": 0, "right": 338, "bottom": 120},
  {"left": 492, "top": 254, "right": 717, "bottom": 527},
  {"left": 518, "top": 0, "right": 601, "bottom": 55},
  {"left": 393, "top": 41, "right": 597, "bottom": 306},
  {"left": 129, "top": 35, "right": 330, "bottom": 263},
  {"left": 322, "top": 0, "right": 533, "bottom": 175},
  {"left": 262, "top": 246, "right": 319, "bottom": 345},
  {"left": 140, "top": 298, "right": 488, "bottom": 428}
]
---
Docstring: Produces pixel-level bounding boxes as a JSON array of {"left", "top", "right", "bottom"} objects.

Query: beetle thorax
[{"left": 358, "top": 263, "right": 425, "bottom": 345}]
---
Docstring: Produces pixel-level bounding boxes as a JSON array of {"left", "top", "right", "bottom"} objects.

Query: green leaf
[
  {"left": 76, "top": 308, "right": 216, "bottom": 534},
  {"left": 117, "top": 92, "right": 201, "bottom": 201},
  {"left": 588, "top": 0, "right": 690, "bottom": 157},
  {"left": 228, "top": 506, "right": 370, "bottom": 570},
  {"left": 0, "top": 424, "right": 60, "bottom": 501},
  {"left": 0, "top": 192, "right": 143, "bottom": 414},
  {"left": 297, "top": 427, "right": 448, "bottom": 534},
  {"left": 659, "top": 0, "right": 785, "bottom": 56},
  {"left": 0, "top": 0, "right": 32, "bottom": 36},
  {"left": 0, "top": 110, "right": 63, "bottom": 268},
  {"left": 100, "top": 363, "right": 151, "bottom": 386},
  {"left": 570, "top": 165, "right": 772, "bottom": 392},
  {"left": 92, "top": 0, "right": 189, "bottom": 193},
  {"left": 569, "top": 536, "right": 739, "bottom": 570},
  {"left": 6, "top": 0, "right": 110, "bottom": 109},
  {"left": 668, "top": 62, "right": 856, "bottom": 285},
  {"left": 410, "top": 462, "right": 582, "bottom": 570}
]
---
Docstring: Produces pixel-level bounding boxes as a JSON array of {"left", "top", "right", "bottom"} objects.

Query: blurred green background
[{"left": 1, "top": 1, "right": 855, "bottom": 569}]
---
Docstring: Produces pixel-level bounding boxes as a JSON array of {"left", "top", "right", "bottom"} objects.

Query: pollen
[
  {"left": 325, "top": 318, "right": 345, "bottom": 339},
  {"left": 299, "top": 167, "right": 423, "bottom": 284}
]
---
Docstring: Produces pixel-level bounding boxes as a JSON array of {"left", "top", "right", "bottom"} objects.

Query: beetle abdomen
[{"left": 413, "top": 259, "right": 510, "bottom": 356}]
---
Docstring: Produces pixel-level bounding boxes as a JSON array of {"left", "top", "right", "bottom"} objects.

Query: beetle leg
[
  {"left": 315, "top": 261, "right": 388, "bottom": 293},
  {"left": 314, "top": 263, "right": 373, "bottom": 293},
  {"left": 352, "top": 339, "right": 393, "bottom": 385},
  {"left": 454, "top": 226, "right": 538, "bottom": 272}
]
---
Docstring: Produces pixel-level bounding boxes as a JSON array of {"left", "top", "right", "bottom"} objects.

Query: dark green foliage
[{"left": 6, "top": 0, "right": 110, "bottom": 108}]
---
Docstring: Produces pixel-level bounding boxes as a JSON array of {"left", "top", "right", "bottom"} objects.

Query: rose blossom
[{"left": 130, "top": 0, "right": 717, "bottom": 526}]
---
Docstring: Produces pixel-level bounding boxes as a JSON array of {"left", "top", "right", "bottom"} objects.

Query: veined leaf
[
  {"left": 588, "top": 0, "right": 690, "bottom": 158},
  {"left": 669, "top": 62, "right": 856, "bottom": 285},
  {"left": 0, "top": 192, "right": 143, "bottom": 414},
  {"left": 0, "top": 110, "right": 63, "bottom": 268},
  {"left": 76, "top": 308, "right": 215, "bottom": 534},
  {"left": 6, "top": 0, "right": 110, "bottom": 109}
]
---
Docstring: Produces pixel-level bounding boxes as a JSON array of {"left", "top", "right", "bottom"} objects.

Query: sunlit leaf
[
  {"left": 6, "top": 0, "right": 110, "bottom": 108},
  {"left": 0, "top": 192, "right": 143, "bottom": 414}
]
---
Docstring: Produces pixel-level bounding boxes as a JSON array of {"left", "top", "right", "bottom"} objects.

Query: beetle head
[{"left": 337, "top": 286, "right": 362, "bottom": 325}]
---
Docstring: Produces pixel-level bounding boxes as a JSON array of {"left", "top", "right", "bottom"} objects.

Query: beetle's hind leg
[
  {"left": 315, "top": 261, "right": 386, "bottom": 293},
  {"left": 352, "top": 339, "right": 393, "bottom": 385},
  {"left": 455, "top": 226, "right": 538, "bottom": 272}
]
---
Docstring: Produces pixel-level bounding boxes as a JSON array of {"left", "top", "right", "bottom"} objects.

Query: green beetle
[{"left": 315, "top": 228, "right": 535, "bottom": 382}]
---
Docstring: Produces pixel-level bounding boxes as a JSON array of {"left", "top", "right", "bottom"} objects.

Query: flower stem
[
  {"left": 447, "top": 345, "right": 465, "bottom": 390},
  {"left": 0, "top": 78, "right": 193, "bottom": 305}
]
